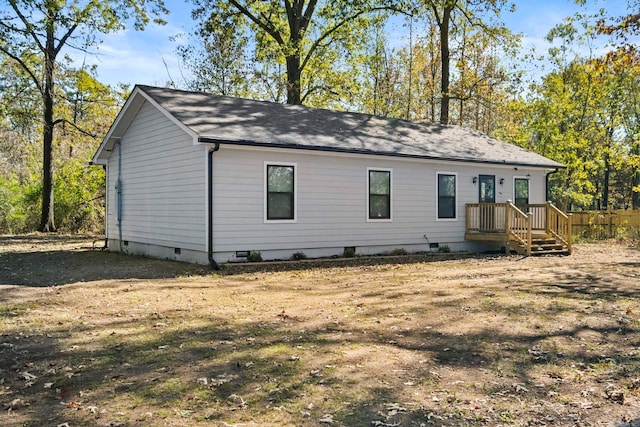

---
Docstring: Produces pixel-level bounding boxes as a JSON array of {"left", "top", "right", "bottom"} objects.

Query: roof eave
[
  {"left": 91, "top": 86, "right": 200, "bottom": 165},
  {"left": 91, "top": 86, "right": 147, "bottom": 164},
  {"left": 197, "top": 136, "right": 566, "bottom": 170}
]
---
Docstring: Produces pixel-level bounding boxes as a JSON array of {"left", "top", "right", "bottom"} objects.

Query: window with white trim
[
  {"left": 437, "top": 172, "right": 457, "bottom": 220},
  {"left": 265, "top": 163, "right": 296, "bottom": 221},
  {"left": 368, "top": 168, "right": 391, "bottom": 220}
]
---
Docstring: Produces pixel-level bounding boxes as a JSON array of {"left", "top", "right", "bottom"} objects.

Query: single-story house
[{"left": 91, "top": 85, "right": 571, "bottom": 266}]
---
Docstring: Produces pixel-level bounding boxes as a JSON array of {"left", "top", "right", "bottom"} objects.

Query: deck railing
[
  {"left": 465, "top": 201, "right": 572, "bottom": 255},
  {"left": 507, "top": 203, "right": 532, "bottom": 256},
  {"left": 544, "top": 202, "right": 573, "bottom": 254}
]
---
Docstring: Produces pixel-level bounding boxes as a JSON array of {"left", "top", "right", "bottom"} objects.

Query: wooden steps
[
  {"left": 465, "top": 202, "right": 573, "bottom": 257},
  {"left": 512, "top": 234, "right": 570, "bottom": 256}
]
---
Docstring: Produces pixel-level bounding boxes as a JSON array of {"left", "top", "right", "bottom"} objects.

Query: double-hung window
[
  {"left": 265, "top": 163, "right": 296, "bottom": 222},
  {"left": 437, "top": 172, "right": 457, "bottom": 220},
  {"left": 368, "top": 168, "right": 392, "bottom": 220}
]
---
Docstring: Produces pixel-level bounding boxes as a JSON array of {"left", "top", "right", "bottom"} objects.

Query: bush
[
  {"left": 343, "top": 247, "right": 356, "bottom": 258},
  {"left": 247, "top": 251, "right": 263, "bottom": 262},
  {"left": 292, "top": 252, "right": 307, "bottom": 260},
  {"left": 389, "top": 248, "right": 408, "bottom": 256},
  {"left": 438, "top": 245, "right": 451, "bottom": 253}
]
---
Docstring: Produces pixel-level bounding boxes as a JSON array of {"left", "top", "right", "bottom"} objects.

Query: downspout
[
  {"left": 546, "top": 169, "right": 559, "bottom": 202},
  {"left": 115, "top": 140, "right": 124, "bottom": 252},
  {"left": 208, "top": 143, "right": 220, "bottom": 269},
  {"left": 102, "top": 165, "right": 107, "bottom": 249}
]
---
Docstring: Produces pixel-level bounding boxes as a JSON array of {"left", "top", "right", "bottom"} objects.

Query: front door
[{"left": 479, "top": 175, "right": 496, "bottom": 231}]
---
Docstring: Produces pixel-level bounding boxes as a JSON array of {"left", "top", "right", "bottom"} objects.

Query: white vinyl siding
[
  {"left": 100, "top": 95, "right": 554, "bottom": 264},
  {"left": 210, "top": 147, "right": 505, "bottom": 254},
  {"left": 105, "top": 100, "right": 206, "bottom": 251}
]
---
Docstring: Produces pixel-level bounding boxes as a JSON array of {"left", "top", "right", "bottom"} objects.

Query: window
[
  {"left": 368, "top": 168, "right": 391, "bottom": 220},
  {"left": 265, "top": 163, "right": 295, "bottom": 221},
  {"left": 437, "top": 173, "right": 457, "bottom": 219},
  {"left": 514, "top": 177, "right": 529, "bottom": 206}
]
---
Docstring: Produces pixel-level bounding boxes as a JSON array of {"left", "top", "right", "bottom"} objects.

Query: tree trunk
[
  {"left": 603, "top": 152, "right": 610, "bottom": 209},
  {"left": 39, "top": 22, "right": 56, "bottom": 232},
  {"left": 438, "top": 5, "right": 452, "bottom": 125},
  {"left": 286, "top": 55, "right": 302, "bottom": 105},
  {"left": 633, "top": 142, "right": 640, "bottom": 209}
]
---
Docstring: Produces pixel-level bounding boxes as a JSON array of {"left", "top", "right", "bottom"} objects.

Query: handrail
[
  {"left": 466, "top": 202, "right": 572, "bottom": 255},
  {"left": 506, "top": 202, "right": 531, "bottom": 256},
  {"left": 545, "top": 201, "right": 573, "bottom": 254}
]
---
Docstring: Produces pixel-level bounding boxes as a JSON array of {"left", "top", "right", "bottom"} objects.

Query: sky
[{"left": 79, "top": 0, "right": 630, "bottom": 89}]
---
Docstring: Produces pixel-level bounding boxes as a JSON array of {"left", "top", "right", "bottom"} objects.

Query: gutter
[
  {"left": 208, "top": 143, "right": 221, "bottom": 269},
  {"left": 197, "top": 137, "right": 565, "bottom": 170}
]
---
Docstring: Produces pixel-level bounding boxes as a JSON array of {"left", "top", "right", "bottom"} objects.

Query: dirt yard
[{"left": 1, "top": 235, "right": 639, "bottom": 426}]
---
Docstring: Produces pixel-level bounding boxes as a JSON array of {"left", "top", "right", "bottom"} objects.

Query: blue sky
[{"left": 80, "top": 0, "right": 628, "bottom": 89}]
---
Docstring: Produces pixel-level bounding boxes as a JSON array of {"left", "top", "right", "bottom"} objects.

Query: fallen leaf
[
  {"left": 319, "top": 414, "right": 334, "bottom": 424},
  {"left": 605, "top": 384, "right": 625, "bottom": 404},
  {"left": 19, "top": 371, "right": 37, "bottom": 381},
  {"left": 6, "top": 398, "right": 29, "bottom": 410}
]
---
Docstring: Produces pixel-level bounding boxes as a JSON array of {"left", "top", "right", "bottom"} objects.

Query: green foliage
[
  {"left": 497, "top": 51, "right": 640, "bottom": 211},
  {"left": 343, "top": 247, "right": 356, "bottom": 258},
  {"left": 186, "top": 0, "right": 392, "bottom": 106},
  {"left": 247, "top": 251, "right": 263, "bottom": 262},
  {"left": 438, "top": 245, "right": 451, "bottom": 253},
  {"left": 53, "top": 159, "right": 105, "bottom": 233},
  {"left": 0, "top": 177, "right": 26, "bottom": 233},
  {"left": 291, "top": 252, "right": 307, "bottom": 261},
  {"left": 0, "top": 58, "right": 120, "bottom": 233},
  {"left": 0, "top": 0, "right": 167, "bottom": 232},
  {"left": 389, "top": 248, "right": 408, "bottom": 256}
]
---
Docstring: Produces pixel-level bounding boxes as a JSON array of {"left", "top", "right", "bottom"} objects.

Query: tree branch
[
  {"left": 55, "top": 22, "right": 80, "bottom": 56},
  {"left": 52, "top": 118, "right": 98, "bottom": 139},
  {"left": 0, "top": 45, "right": 43, "bottom": 94},
  {"left": 7, "top": 0, "right": 46, "bottom": 52},
  {"left": 228, "top": 0, "right": 285, "bottom": 45},
  {"left": 301, "top": 5, "right": 403, "bottom": 72}
]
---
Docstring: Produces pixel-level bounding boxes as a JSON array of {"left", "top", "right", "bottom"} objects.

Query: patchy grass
[{"left": 1, "top": 235, "right": 640, "bottom": 426}]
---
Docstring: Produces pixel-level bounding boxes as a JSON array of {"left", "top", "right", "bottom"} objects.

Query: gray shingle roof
[{"left": 135, "top": 85, "right": 564, "bottom": 168}]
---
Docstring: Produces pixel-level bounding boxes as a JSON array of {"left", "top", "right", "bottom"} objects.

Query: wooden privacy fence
[{"left": 570, "top": 209, "right": 640, "bottom": 238}]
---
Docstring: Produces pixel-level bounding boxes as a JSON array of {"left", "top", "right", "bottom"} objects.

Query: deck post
[
  {"left": 505, "top": 201, "right": 512, "bottom": 254},
  {"left": 465, "top": 205, "right": 470, "bottom": 232},
  {"left": 545, "top": 201, "right": 551, "bottom": 235},
  {"left": 567, "top": 213, "right": 573, "bottom": 254},
  {"left": 526, "top": 216, "right": 532, "bottom": 256}
]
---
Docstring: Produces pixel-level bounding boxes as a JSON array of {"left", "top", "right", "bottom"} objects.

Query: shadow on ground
[{"left": 0, "top": 235, "right": 210, "bottom": 287}]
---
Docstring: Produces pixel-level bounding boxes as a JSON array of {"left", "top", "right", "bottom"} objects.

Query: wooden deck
[{"left": 465, "top": 202, "right": 572, "bottom": 256}]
